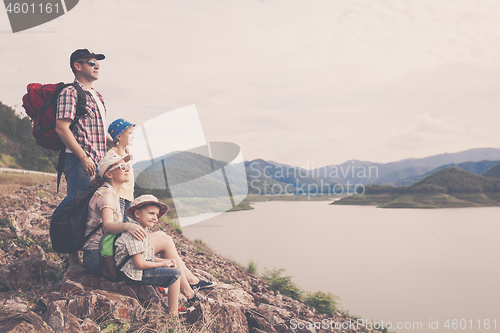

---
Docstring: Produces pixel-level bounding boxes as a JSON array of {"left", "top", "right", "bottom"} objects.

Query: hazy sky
[{"left": 1, "top": 0, "right": 500, "bottom": 167}]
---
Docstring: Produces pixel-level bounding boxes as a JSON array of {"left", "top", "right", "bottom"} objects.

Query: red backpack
[
  {"left": 22, "top": 82, "right": 87, "bottom": 151},
  {"left": 22, "top": 82, "right": 87, "bottom": 191}
]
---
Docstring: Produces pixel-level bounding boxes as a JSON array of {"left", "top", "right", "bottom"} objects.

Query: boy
[{"left": 115, "top": 195, "right": 184, "bottom": 316}]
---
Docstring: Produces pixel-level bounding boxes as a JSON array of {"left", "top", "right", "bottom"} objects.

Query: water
[{"left": 183, "top": 201, "right": 500, "bottom": 332}]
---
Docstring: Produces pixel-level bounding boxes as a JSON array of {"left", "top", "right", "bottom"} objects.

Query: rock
[
  {"left": 273, "top": 323, "right": 292, "bottom": 333},
  {"left": 67, "top": 294, "right": 97, "bottom": 318},
  {"left": 0, "top": 246, "right": 46, "bottom": 291},
  {"left": 251, "top": 292, "right": 273, "bottom": 305},
  {"left": 61, "top": 270, "right": 102, "bottom": 292},
  {"left": 38, "top": 292, "right": 63, "bottom": 310},
  {"left": 188, "top": 302, "right": 249, "bottom": 333},
  {"left": 240, "top": 280, "right": 252, "bottom": 292},
  {"left": 0, "top": 311, "right": 53, "bottom": 333},
  {"left": 61, "top": 270, "right": 136, "bottom": 298},
  {"left": 81, "top": 318, "right": 99, "bottom": 333},
  {"left": 257, "top": 303, "right": 291, "bottom": 325},
  {"left": 127, "top": 284, "right": 162, "bottom": 306},
  {"left": 61, "top": 280, "right": 85, "bottom": 297},
  {"left": 245, "top": 310, "right": 277, "bottom": 333},
  {"left": 0, "top": 297, "right": 31, "bottom": 313},
  {"left": 92, "top": 290, "right": 144, "bottom": 325},
  {"left": 190, "top": 268, "right": 218, "bottom": 284},
  {"left": 45, "top": 300, "right": 82, "bottom": 333},
  {"left": 1, "top": 241, "right": 20, "bottom": 255},
  {"left": 205, "top": 284, "right": 256, "bottom": 310}
]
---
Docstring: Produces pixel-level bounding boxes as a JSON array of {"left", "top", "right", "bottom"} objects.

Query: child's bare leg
[
  {"left": 168, "top": 276, "right": 181, "bottom": 316},
  {"left": 150, "top": 232, "right": 198, "bottom": 298}
]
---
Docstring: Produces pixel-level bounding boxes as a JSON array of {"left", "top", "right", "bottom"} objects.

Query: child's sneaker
[
  {"left": 157, "top": 287, "right": 167, "bottom": 295},
  {"left": 186, "top": 291, "right": 214, "bottom": 307},
  {"left": 178, "top": 306, "right": 195, "bottom": 315},
  {"left": 189, "top": 278, "right": 217, "bottom": 290}
]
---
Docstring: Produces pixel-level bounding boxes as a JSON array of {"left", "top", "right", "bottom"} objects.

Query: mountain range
[{"left": 3, "top": 100, "right": 500, "bottom": 195}]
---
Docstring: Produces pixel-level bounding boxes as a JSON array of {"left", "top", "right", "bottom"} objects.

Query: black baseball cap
[{"left": 70, "top": 49, "right": 105, "bottom": 67}]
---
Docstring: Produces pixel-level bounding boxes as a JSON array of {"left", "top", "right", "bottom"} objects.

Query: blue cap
[{"left": 108, "top": 118, "right": 135, "bottom": 143}]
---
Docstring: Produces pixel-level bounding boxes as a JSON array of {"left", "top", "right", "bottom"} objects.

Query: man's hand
[{"left": 80, "top": 155, "right": 96, "bottom": 177}]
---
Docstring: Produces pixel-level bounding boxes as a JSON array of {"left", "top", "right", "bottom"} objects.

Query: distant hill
[
  {"left": 0, "top": 101, "right": 58, "bottom": 172},
  {"left": 482, "top": 163, "right": 500, "bottom": 179},
  {"left": 394, "top": 160, "right": 500, "bottom": 186},
  {"left": 410, "top": 167, "right": 500, "bottom": 193},
  {"left": 373, "top": 166, "right": 430, "bottom": 185},
  {"left": 334, "top": 167, "right": 500, "bottom": 208}
]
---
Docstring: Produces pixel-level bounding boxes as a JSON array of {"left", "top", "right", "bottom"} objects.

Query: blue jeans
[
  {"left": 120, "top": 198, "right": 132, "bottom": 222},
  {"left": 64, "top": 153, "right": 92, "bottom": 195},
  {"left": 82, "top": 250, "right": 102, "bottom": 276},
  {"left": 120, "top": 267, "right": 181, "bottom": 288}
]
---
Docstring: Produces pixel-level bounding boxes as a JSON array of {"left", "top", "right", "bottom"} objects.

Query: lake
[{"left": 183, "top": 201, "right": 500, "bottom": 332}]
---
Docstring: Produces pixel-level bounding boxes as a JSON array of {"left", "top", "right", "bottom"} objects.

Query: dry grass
[{"left": 0, "top": 173, "right": 55, "bottom": 196}]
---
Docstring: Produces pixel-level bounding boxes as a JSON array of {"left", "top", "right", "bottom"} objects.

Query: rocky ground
[{"left": 0, "top": 176, "right": 377, "bottom": 333}]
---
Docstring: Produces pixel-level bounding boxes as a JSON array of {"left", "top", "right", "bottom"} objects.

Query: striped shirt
[
  {"left": 115, "top": 228, "right": 155, "bottom": 281},
  {"left": 56, "top": 79, "right": 107, "bottom": 164}
]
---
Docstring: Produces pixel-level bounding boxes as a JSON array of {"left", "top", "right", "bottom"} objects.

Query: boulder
[
  {"left": 61, "top": 270, "right": 136, "bottom": 299},
  {"left": 245, "top": 310, "right": 277, "bottom": 333},
  {"left": 45, "top": 300, "right": 82, "bottom": 333},
  {"left": 38, "top": 292, "right": 63, "bottom": 310},
  {"left": 0, "top": 245, "right": 46, "bottom": 291},
  {"left": 187, "top": 302, "right": 249, "bottom": 333},
  {"left": 92, "top": 290, "right": 144, "bottom": 325},
  {"left": 0, "top": 311, "right": 53, "bottom": 333},
  {"left": 257, "top": 303, "right": 291, "bottom": 325},
  {"left": 204, "top": 284, "right": 256, "bottom": 310},
  {"left": 81, "top": 318, "right": 99, "bottom": 333},
  {"left": 0, "top": 297, "right": 31, "bottom": 313},
  {"left": 67, "top": 294, "right": 98, "bottom": 318}
]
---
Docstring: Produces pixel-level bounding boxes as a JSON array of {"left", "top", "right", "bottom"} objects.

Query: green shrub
[
  {"left": 160, "top": 216, "right": 183, "bottom": 234},
  {"left": 0, "top": 217, "right": 15, "bottom": 232},
  {"left": 304, "top": 291, "right": 339, "bottom": 315},
  {"left": 247, "top": 260, "right": 257, "bottom": 275},
  {"left": 194, "top": 239, "right": 213, "bottom": 258},
  {"left": 13, "top": 235, "right": 35, "bottom": 249},
  {"left": 261, "top": 268, "right": 302, "bottom": 300}
]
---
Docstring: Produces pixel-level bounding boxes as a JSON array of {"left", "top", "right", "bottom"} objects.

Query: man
[{"left": 55, "top": 49, "right": 112, "bottom": 266}]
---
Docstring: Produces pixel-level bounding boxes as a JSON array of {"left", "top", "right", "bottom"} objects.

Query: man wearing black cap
[{"left": 55, "top": 49, "right": 111, "bottom": 267}]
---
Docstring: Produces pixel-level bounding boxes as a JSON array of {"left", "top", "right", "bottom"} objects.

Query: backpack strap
[
  {"left": 56, "top": 83, "right": 88, "bottom": 192},
  {"left": 117, "top": 255, "right": 133, "bottom": 271},
  {"left": 82, "top": 222, "right": 103, "bottom": 245}
]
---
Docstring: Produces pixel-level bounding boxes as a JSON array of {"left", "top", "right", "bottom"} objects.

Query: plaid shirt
[
  {"left": 56, "top": 79, "right": 106, "bottom": 164},
  {"left": 115, "top": 228, "right": 155, "bottom": 281}
]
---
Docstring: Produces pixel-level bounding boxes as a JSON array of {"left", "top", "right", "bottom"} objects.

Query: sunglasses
[
  {"left": 108, "top": 162, "right": 130, "bottom": 172},
  {"left": 77, "top": 60, "right": 99, "bottom": 67}
]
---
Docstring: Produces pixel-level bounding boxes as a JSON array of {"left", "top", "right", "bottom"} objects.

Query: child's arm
[
  {"left": 132, "top": 252, "right": 177, "bottom": 270},
  {"left": 101, "top": 207, "right": 147, "bottom": 241}
]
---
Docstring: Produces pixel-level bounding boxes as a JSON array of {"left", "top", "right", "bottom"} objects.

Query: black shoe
[
  {"left": 186, "top": 291, "right": 214, "bottom": 307},
  {"left": 189, "top": 278, "right": 217, "bottom": 290}
]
